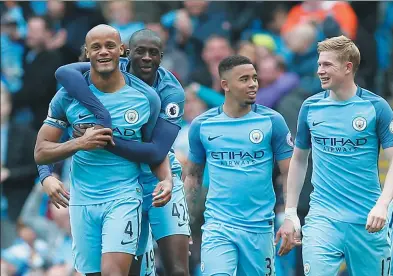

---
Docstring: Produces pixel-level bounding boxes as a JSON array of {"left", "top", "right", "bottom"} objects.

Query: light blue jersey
[
  {"left": 44, "top": 71, "right": 160, "bottom": 205},
  {"left": 139, "top": 67, "right": 185, "bottom": 187},
  {"left": 188, "top": 104, "right": 293, "bottom": 232},
  {"left": 296, "top": 87, "right": 393, "bottom": 224},
  {"left": 121, "top": 58, "right": 184, "bottom": 186}
]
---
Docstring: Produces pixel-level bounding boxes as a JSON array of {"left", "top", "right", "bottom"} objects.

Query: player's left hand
[
  {"left": 366, "top": 202, "right": 388, "bottom": 233},
  {"left": 275, "top": 219, "right": 302, "bottom": 256},
  {"left": 152, "top": 179, "right": 173, "bottom": 207}
]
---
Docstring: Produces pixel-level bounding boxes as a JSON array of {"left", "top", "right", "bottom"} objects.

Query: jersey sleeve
[
  {"left": 160, "top": 84, "right": 185, "bottom": 128},
  {"left": 55, "top": 62, "right": 111, "bottom": 128},
  {"left": 188, "top": 118, "right": 206, "bottom": 164},
  {"left": 375, "top": 98, "right": 393, "bottom": 149},
  {"left": 295, "top": 101, "right": 311, "bottom": 149},
  {"left": 141, "top": 87, "right": 161, "bottom": 142},
  {"left": 43, "top": 88, "right": 70, "bottom": 130},
  {"left": 271, "top": 112, "right": 293, "bottom": 161}
]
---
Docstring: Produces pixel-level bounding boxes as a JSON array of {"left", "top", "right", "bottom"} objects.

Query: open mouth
[
  {"left": 247, "top": 91, "right": 257, "bottom": 97},
  {"left": 320, "top": 77, "right": 330, "bottom": 84},
  {"left": 97, "top": 58, "right": 112, "bottom": 64}
]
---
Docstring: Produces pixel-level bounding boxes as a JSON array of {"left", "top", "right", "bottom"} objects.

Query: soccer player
[
  {"left": 184, "top": 55, "right": 293, "bottom": 275},
  {"left": 34, "top": 24, "right": 169, "bottom": 276},
  {"left": 46, "top": 29, "right": 190, "bottom": 276},
  {"left": 277, "top": 35, "right": 393, "bottom": 276}
]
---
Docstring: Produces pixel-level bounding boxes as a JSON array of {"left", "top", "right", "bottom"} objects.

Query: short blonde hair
[{"left": 317, "top": 35, "right": 361, "bottom": 74}]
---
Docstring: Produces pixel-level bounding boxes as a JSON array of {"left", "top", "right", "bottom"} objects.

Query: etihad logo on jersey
[
  {"left": 313, "top": 136, "right": 367, "bottom": 152},
  {"left": 72, "top": 123, "right": 136, "bottom": 137},
  {"left": 211, "top": 150, "right": 264, "bottom": 166}
]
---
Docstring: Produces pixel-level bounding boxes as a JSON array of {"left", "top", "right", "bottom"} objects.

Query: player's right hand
[
  {"left": 77, "top": 127, "right": 114, "bottom": 150},
  {"left": 275, "top": 219, "right": 302, "bottom": 256},
  {"left": 42, "top": 176, "right": 70, "bottom": 209},
  {"left": 152, "top": 179, "right": 173, "bottom": 207},
  {"left": 73, "top": 124, "right": 115, "bottom": 146}
]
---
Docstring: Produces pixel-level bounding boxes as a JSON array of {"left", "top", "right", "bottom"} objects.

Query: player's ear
[
  {"left": 160, "top": 52, "right": 164, "bottom": 59},
  {"left": 221, "top": 79, "right": 229, "bottom": 93},
  {"left": 119, "top": 43, "right": 125, "bottom": 56},
  {"left": 85, "top": 47, "right": 90, "bottom": 59},
  {"left": 345, "top": 61, "right": 353, "bottom": 75}
]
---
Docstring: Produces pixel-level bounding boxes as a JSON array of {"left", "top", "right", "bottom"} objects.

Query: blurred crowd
[{"left": 1, "top": 1, "right": 392, "bottom": 275}]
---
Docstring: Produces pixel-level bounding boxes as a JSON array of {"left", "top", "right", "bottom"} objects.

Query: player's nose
[{"left": 141, "top": 53, "right": 152, "bottom": 62}]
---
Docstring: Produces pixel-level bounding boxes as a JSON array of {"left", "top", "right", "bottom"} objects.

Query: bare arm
[
  {"left": 184, "top": 161, "right": 205, "bottom": 221},
  {"left": 150, "top": 156, "right": 172, "bottom": 182},
  {"left": 34, "top": 125, "right": 113, "bottom": 165},
  {"left": 376, "top": 147, "right": 393, "bottom": 207},
  {"left": 277, "top": 157, "right": 291, "bottom": 206},
  {"left": 366, "top": 147, "right": 393, "bottom": 232},
  {"left": 34, "top": 125, "right": 77, "bottom": 165},
  {"left": 285, "top": 147, "right": 310, "bottom": 208}
]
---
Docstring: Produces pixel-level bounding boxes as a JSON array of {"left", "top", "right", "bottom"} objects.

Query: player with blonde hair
[{"left": 276, "top": 35, "right": 393, "bottom": 275}]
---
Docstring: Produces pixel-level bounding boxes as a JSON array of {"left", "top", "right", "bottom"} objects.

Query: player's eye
[{"left": 150, "top": 50, "right": 159, "bottom": 56}]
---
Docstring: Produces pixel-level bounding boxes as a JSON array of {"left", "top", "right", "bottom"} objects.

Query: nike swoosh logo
[
  {"left": 208, "top": 135, "right": 222, "bottom": 141},
  {"left": 312, "top": 121, "right": 325, "bottom": 126},
  {"left": 145, "top": 272, "right": 153, "bottom": 276},
  {"left": 78, "top": 114, "right": 91, "bottom": 119},
  {"left": 178, "top": 222, "right": 187, "bottom": 227},
  {"left": 121, "top": 240, "right": 134, "bottom": 245}
]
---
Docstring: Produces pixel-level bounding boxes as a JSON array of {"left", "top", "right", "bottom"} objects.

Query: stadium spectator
[
  {"left": 1, "top": 85, "right": 37, "bottom": 227},
  {"left": 10, "top": 15, "right": 64, "bottom": 131}
]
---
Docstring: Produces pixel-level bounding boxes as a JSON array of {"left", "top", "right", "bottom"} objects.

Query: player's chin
[
  {"left": 245, "top": 99, "right": 256, "bottom": 105},
  {"left": 97, "top": 64, "right": 116, "bottom": 74}
]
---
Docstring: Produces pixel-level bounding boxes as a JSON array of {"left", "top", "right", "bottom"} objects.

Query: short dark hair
[
  {"left": 218, "top": 55, "right": 253, "bottom": 78},
  {"left": 128, "top": 29, "right": 161, "bottom": 49}
]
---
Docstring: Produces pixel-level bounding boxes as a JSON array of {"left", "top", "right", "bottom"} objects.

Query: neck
[
  {"left": 223, "top": 99, "right": 252, "bottom": 118},
  {"left": 90, "top": 69, "right": 125, "bottom": 93},
  {"left": 330, "top": 80, "right": 357, "bottom": 101}
]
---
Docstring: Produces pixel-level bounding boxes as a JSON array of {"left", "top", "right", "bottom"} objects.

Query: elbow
[
  {"left": 54, "top": 65, "right": 69, "bottom": 82},
  {"left": 34, "top": 146, "right": 46, "bottom": 165},
  {"left": 147, "top": 148, "right": 167, "bottom": 165}
]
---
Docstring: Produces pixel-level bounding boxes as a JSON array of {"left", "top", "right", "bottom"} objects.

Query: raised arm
[{"left": 55, "top": 62, "right": 112, "bottom": 128}]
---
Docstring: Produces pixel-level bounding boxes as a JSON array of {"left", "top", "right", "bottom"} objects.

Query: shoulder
[
  {"left": 123, "top": 72, "right": 158, "bottom": 102},
  {"left": 253, "top": 104, "right": 286, "bottom": 122},
  {"left": 303, "top": 91, "right": 327, "bottom": 106},
  {"left": 191, "top": 107, "right": 221, "bottom": 127},
  {"left": 358, "top": 87, "right": 390, "bottom": 108},
  {"left": 156, "top": 67, "right": 185, "bottom": 96}
]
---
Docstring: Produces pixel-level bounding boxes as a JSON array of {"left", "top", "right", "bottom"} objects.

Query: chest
[
  {"left": 308, "top": 103, "right": 377, "bottom": 147},
  {"left": 201, "top": 117, "right": 273, "bottom": 154}
]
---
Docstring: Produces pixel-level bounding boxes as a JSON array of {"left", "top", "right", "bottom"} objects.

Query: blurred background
[{"left": 0, "top": 1, "right": 392, "bottom": 275}]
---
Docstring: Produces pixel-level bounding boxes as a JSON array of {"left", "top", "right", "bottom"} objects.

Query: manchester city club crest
[
  {"left": 124, "top": 109, "right": 139, "bottom": 124},
  {"left": 304, "top": 262, "right": 311, "bottom": 275},
  {"left": 286, "top": 132, "right": 294, "bottom": 147},
  {"left": 352, "top": 116, "right": 367, "bottom": 131},
  {"left": 249, "top": 129, "right": 263, "bottom": 144}
]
